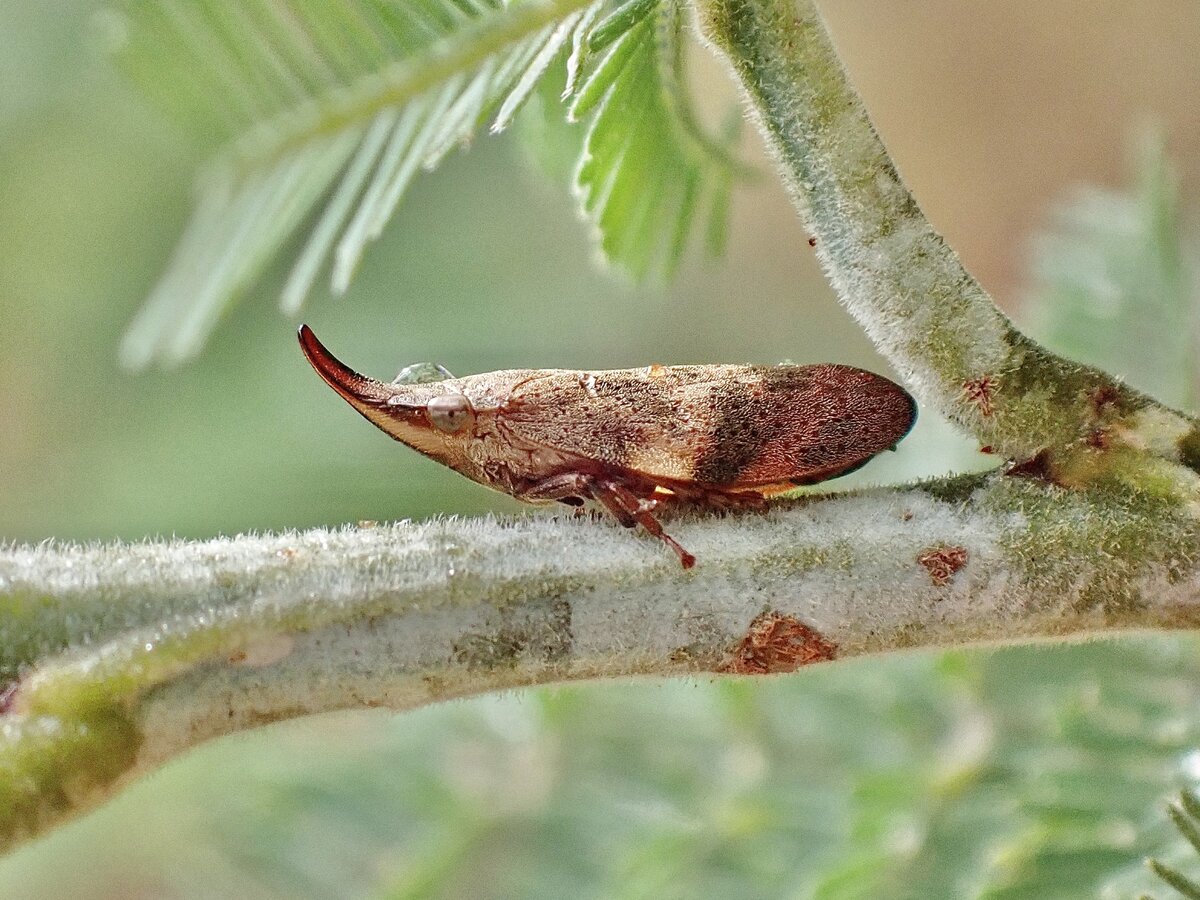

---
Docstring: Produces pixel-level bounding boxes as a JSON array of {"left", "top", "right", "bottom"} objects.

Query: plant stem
[
  {"left": 3, "top": 472, "right": 1200, "bottom": 853},
  {"left": 693, "top": 0, "right": 1197, "bottom": 468}
]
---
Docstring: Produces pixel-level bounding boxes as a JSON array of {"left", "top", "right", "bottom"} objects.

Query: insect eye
[{"left": 427, "top": 394, "right": 474, "bottom": 433}]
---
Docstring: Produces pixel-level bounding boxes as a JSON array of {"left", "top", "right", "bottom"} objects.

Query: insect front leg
[
  {"left": 591, "top": 479, "right": 696, "bottom": 570},
  {"left": 515, "top": 472, "right": 594, "bottom": 508}
]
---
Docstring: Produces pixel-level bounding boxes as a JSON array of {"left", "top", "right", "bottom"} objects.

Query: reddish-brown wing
[{"left": 497, "top": 364, "right": 916, "bottom": 489}]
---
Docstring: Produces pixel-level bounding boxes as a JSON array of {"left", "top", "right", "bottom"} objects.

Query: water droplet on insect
[{"left": 393, "top": 362, "right": 453, "bottom": 385}]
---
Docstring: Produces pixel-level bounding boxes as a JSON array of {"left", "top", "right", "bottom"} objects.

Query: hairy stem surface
[
  {"left": 694, "top": 0, "right": 1199, "bottom": 473},
  {"left": 3, "top": 473, "right": 1200, "bottom": 852}
]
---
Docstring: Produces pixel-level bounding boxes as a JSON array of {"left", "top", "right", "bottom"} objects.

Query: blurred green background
[{"left": 2, "top": 1, "right": 1200, "bottom": 897}]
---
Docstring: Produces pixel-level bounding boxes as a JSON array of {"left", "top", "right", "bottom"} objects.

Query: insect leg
[
  {"left": 594, "top": 479, "right": 696, "bottom": 569},
  {"left": 588, "top": 481, "right": 638, "bottom": 529},
  {"left": 520, "top": 473, "right": 695, "bottom": 567},
  {"left": 515, "top": 472, "right": 594, "bottom": 507}
]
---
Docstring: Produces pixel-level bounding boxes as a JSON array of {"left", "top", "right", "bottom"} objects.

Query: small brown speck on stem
[
  {"left": 962, "top": 375, "right": 996, "bottom": 417},
  {"left": 718, "top": 611, "right": 837, "bottom": 674},
  {"left": 1006, "top": 450, "right": 1055, "bottom": 482},
  {"left": 1089, "top": 384, "right": 1120, "bottom": 414},
  {"left": 918, "top": 545, "right": 968, "bottom": 587},
  {"left": 0, "top": 681, "right": 18, "bottom": 714}
]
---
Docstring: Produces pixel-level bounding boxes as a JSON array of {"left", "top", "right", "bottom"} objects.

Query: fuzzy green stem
[
  {"left": 693, "top": 0, "right": 1198, "bottom": 468},
  {"left": 3, "top": 472, "right": 1200, "bottom": 854}
]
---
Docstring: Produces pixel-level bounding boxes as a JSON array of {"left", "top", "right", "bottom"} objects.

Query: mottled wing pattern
[
  {"left": 718, "top": 365, "right": 917, "bottom": 486},
  {"left": 497, "top": 365, "right": 916, "bottom": 488},
  {"left": 498, "top": 366, "right": 716, "bottom": 480}
]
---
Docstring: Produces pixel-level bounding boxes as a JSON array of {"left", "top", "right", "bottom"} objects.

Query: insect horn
[
  {"left": 298, "top": 325, "right": 428, "bottom": 434},
  {"left": 298, "top": 325, "right": 389, "bottom": 404}
]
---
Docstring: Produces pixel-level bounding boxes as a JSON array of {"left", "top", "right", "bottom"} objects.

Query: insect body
[{"left": 298, "top": 325, "right": 917, "bottom": 568}]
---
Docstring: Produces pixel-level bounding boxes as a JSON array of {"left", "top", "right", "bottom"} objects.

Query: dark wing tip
[{"left": 900, "top": 382, "right": 919, "bottom": 434}]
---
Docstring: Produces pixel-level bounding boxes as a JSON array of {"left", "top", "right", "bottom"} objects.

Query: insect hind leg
[
  {"left": 588, "top": 480, "right": 638, "bottom": 529},
  {"left": 518, "top": 472, "right": 696, "bottom": 568},
  {"left": 593, "top": 479, "right": 696, "bottom": 569}
]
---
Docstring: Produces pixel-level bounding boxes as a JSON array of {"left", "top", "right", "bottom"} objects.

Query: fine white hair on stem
[{"left": 3, "top": 471, "right": 1200, "bottom": 853}]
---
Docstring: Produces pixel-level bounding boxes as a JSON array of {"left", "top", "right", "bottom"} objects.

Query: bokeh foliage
[
  {"left": 1029, "top": 134, "right": 1200, "bottom": 412},
  {"left": 1, "top": 641, "right": 1198, "bottom": 898},
  {"left": 109, "top": 0, "right": 741, "bottom": 367}
]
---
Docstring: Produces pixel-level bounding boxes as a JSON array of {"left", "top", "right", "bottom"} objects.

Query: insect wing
[
  {"left": 717, "top": 364, "right": 917, "bottom": 486},
  {"left": 497, "top": 365, "right": 915, "bottom": 488},
  {"left": 498, "top": 367, "right": 712, "bottom": 480}
]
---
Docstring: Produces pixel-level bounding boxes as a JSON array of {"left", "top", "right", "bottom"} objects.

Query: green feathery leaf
[
  {"left": 1150, "top": 857, "right": 1200, "bottom": 900},
  {"left": 801, "top": 641, "right": 1200, "bottom": 899},
  {"left": 1146, "top": 794, "right": 1200, "bottom": 899},
  {"left": 571, "top": 0, "right": 739, "bottom": 280},
  {"left": 109, "top": 0, "right": 741, "bottom": 368},
  {"left": 1170, "top": 799, "right": 1200, "bottom": 858}
]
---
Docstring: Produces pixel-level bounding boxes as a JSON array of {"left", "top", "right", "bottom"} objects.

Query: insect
[{"left": 298, "top": 325, "right": 917, "bottom": 568}]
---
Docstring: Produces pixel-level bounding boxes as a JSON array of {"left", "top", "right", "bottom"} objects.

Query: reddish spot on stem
[
  {"left": 718, "top": 611, "right": 837, "bottom": 674},
  {"left": 918, "top": 545, "right": 968, "bottom": 586},
  {"left": 1006, "top": 449, "right": 1055, "bottom": 481},
  {"left": 0, "top": 681, "right": 18, "bottom": 715},
  {"left": 807, "top": 236, "right": 818, "bottom": 247},
  {"left": 962, "top": 375, "right": 996, "bottom": 417},
  {"left": 1089, "top": 384, "right": 1120, "bottom": 414}
]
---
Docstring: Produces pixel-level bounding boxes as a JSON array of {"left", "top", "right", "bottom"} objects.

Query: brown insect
[{"left": 298, "top": 326, "right": 917, "bottom": 568}]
